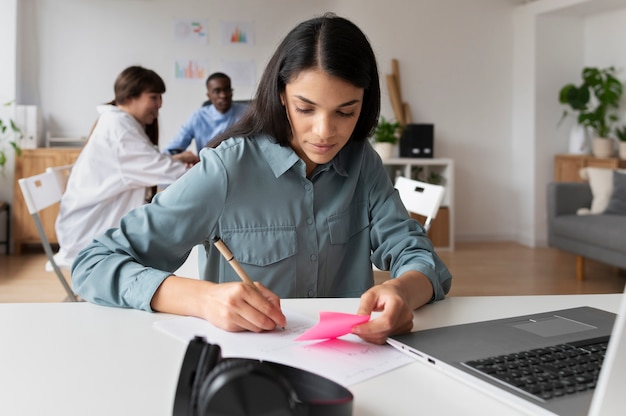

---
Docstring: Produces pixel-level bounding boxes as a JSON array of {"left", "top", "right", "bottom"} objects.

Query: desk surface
[{"left": 0, "top": 294, "right": 621, "bottom": 416}]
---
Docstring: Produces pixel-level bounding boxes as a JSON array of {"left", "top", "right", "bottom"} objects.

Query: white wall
[
  {"left": 0, "top": 0, "right": 17, "bottom": 246},
  {"left": 585, "top": 7, "right": 626, "bottom": 71},
  {"left": 31, "top": 0, "right": 332, "bottom": 140},
  {"left": 7, "top": 0, "right": 626, "bottom": 249},
  {"left": 511, "top": 0, "right": 626, "bottom": 248},
  {"left": 334, "top": 0, "right": 516, "bottom": 242}
]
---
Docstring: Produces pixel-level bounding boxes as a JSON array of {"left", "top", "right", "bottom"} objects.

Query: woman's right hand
[
  {"left": 199, "top": 280, "right": 286, "bottom": 332},
  {"left": 151, "top": 276, "right": 286, "bottom": 332}
]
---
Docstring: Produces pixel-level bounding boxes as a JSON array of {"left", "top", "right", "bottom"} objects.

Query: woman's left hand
[
  {"left": 351, "top": 284, "right": 414, "bottom": 344},
  {"left": 351, "top": 271, "right": 434, "bottom": 344}
]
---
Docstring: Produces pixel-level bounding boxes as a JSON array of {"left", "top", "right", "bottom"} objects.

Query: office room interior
[{"left": 2, "top": 0, "right": 626, "bottom": 290}]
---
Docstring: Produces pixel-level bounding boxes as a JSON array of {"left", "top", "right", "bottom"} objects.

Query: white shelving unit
[
  {"left": 46, "top": 133, "right": 87, "bottom": 148},
  {"left": 382, "top": 157, "right": 454, "bottom": 250}
]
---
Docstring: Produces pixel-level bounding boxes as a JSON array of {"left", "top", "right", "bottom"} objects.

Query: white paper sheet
[{"left": 153, "top": 309, "right": 413, "bottom": 386}]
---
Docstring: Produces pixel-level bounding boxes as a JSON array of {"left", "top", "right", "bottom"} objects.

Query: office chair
[
  {"left": 18, "top": 165, "right": 79, "bottom": 302},
  {"left": 394, "top": 176, "right": 445, "bottom": 233},
  {"left": 373, "top": 176, "right": 446, "bottom": 276}
]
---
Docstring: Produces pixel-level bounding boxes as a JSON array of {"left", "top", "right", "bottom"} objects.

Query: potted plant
[
  {"left": 371, "top": 116, "right": 402, "bottom": 160},
  {"left": 559, "top": 66, "right": 623, "bottom": 158},
  {"left": 0, "top": 101, "right": 23, "bottom": 170}
]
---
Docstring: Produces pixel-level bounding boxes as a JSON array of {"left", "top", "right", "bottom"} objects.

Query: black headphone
[{"left": 173, "top": 336, "right": 354, "bottom": 416}]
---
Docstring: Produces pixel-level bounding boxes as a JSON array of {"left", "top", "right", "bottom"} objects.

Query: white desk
[{"left": 0, "top": 294, "right": 621, "bottom": 416}]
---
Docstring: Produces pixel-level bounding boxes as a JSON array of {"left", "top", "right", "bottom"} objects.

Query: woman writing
[{"left": 72, "top": 14, "right": 452, "bottom": 345}]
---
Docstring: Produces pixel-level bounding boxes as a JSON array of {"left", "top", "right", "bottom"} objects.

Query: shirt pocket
[
  {"left": 327, "top": 201, "right": 369, "bottom": 245},
  {"left": 223, "top": 226, "right": 297, "bottom": 266}
]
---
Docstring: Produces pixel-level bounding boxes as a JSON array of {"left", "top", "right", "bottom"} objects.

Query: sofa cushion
[
  {"left": 578, "top": 167, "right": 626, "bottom": 214},
  {"left": 552, "top": 214, "right": 626, "bottom": 252},
  {"left": 604, "top": 170, "right": 626, "bottom": 216}
]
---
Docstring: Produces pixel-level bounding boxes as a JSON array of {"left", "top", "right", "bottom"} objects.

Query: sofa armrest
[{"left": 547, "top": 182, "right": 592, "bottom": 218}]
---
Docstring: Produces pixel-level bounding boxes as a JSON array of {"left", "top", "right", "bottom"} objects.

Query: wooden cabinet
[
  {"left": 12, "top": 148, "right": 82, "bottom": 254},
  {"left": 382, "top": 158, "right": 454, "bottom": 250},
  {"left": 554, "top": 154, "right": 626, "bottom": 182}
]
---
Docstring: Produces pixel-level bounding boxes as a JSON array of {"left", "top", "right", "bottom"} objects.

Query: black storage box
[{"left": 399, "top": 123, "right": 434, "bottom": 158}]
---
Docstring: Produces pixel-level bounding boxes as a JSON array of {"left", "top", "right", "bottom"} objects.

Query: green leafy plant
[
  {"left": 558, "top": 66, "right": 623, "bottom": 138},
  {"left": 0, "top": 101, "right": 23, "bottom": 168},
  {"left": 411, "top": 166, "right": 445, "bottom": 185},
  {"left": 616, "top": 125, "right": 626, "bottom": 142},
  {"left": 373, "top": 116, "right": 403, "bottom": 144}
]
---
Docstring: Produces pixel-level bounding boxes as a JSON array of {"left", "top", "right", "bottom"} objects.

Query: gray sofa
[{"left": 547, "top": 182, "right": 626, "bottom": 280}]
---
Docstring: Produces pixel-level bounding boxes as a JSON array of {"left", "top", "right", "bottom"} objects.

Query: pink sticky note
[{"left": 295, "top": 311, "right": 370, "bottom": 341}]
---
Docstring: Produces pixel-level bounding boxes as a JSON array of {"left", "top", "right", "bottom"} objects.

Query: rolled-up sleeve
[
  {"left": 71, "top": 149, "right": 228, "bottom": 310},
  {"left": 366, "top": 152, "right": 452, "bottom": 301}
]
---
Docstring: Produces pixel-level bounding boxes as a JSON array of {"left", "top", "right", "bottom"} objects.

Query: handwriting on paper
[{"left": 153, "top": 309, "right": 412, "bottom": 386}]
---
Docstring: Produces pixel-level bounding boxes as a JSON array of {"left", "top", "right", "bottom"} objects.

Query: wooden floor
[{"left": 1, "top": 242, "right": 625, "bottom": 303}]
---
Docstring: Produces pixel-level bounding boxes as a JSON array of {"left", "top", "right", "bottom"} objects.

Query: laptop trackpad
[{"left": 512, "top": 315, "right": 597, "bottom": 338}]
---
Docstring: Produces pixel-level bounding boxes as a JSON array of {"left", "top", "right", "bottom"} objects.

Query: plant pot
[
  {"left": 372, "top": 142, "right": 394, "bottom": 160},
  {"left": 619, "top": 141, "right": 626, "bottom": 160},
  {"left": 568, "top": 125, "right": 589, "bottom": 154},
  {"left": 591, "top": 137, "right": 614, "bottom": 158}
]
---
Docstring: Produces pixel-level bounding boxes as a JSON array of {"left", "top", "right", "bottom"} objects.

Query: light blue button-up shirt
[
  {"left": 164, "top": 103, "right": 247, "bottom": 154},
  {"left": 72, "top": 135, "right": 452, "bottom": 311}
]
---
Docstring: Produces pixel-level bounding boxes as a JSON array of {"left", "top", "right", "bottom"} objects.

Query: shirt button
[
  {"left": 307, "top": 290, "right": 315, "bottom": 297},
  {"left": 306, "top": 218, "right": 313, "bottom": 225},
  {"left": 305, "top": 184, "right": 312, "bottom": 192},
  {"left": 310, "top": 254, "right": 317, "bottom": 261}
]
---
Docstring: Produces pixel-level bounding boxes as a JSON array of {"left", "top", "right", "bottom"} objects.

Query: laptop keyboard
[{"left": 463, "top": 336, "right": 609, "bottom": 401}]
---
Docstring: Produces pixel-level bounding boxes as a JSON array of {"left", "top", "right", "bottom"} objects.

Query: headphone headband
[{"left": 174, "top": 336, "right": 354, "bottom": 416}]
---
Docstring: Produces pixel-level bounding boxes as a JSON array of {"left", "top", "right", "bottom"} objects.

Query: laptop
[{"left": 387, "top": 286, "right": 626, "bottom": 416}]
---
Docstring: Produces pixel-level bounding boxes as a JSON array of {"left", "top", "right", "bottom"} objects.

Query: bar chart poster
[
  {"left": 174, "top": 59, "right": 209, "bottom": 82},
  {"left": 220, "top": 21, "right": 255, "bottom": 45},
  {"left": 173, "top": 19, "right": 208, "bottom": 44}
]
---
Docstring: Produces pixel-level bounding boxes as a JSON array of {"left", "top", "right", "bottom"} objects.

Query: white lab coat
[{"left": 55, "top": 105, "right": 188, "bottom": 266}]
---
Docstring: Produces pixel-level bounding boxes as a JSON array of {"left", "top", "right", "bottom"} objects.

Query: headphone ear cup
[
  {"left": 197, "top": 358, "right": 298, "bottom": 416},
  {"left": 189, "top": 343, "right": 222, "bottom": 415},
  {"left": 173, "top": 337, "right": 221, "bottom": 416}
]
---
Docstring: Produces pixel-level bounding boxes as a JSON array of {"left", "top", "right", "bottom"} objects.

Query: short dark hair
[
  {"left": 205, "top": 72, "right": 231, "bottom": 88},
  {"left": 210, "top": 13, "right": 380, "bottom": 148}
]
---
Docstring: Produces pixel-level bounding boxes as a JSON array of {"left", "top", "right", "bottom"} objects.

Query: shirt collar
[
  {"left": 258, "top": 135, "right": 353, "bottom": 178},
  {"left": 258, "top": 135, "right": 301, "bottom": 178}
]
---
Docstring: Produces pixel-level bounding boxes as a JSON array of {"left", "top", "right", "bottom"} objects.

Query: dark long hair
[
  {"left": 107, "top": 66, "right": 166, "bottom": 146},
  {"left": 210, "top": 13, "right": 380, "bottom": 148}
]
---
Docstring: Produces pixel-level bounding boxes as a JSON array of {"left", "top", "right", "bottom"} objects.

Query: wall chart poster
[
  {"left": 174, "top": 59, "right": 210, "bottom": 82},
  {"left": 173, "top": 19, "right": 208, "bottom": 44},
  {"left": 220, "top": 21, "right": 255, "bottom": 45}
]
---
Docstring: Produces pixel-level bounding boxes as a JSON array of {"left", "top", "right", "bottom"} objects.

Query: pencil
[
  {"left": 212, "top": 235, "right": 285, "bottom": 330},
  {"left": 212, "top": 236, "right": 258, "bottom": 290}
]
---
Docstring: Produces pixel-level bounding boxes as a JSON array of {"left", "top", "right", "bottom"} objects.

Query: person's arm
[
  {"left": 352, "top": 271, "right": 433, "bottom": 344},
  {"left": 71, "top": 153, "right": 219, "bottom": 309},
  {"left": 116, "top": 129, "right": 188, "bottom": 186},
  {"left": 171, "top": 150, "right": 200, "bottom": 166},
  {"left": 150, "top": 275, "right": 285, "bottom": 332},
  {"left": 163, "top": 112, "right": 198, "bottom": 155},
  {"left": 71, "top": 148, "right": 285, "bottom": 331},
  {"left": 351, "top": 145, "right": 452, "bottom": 344}
]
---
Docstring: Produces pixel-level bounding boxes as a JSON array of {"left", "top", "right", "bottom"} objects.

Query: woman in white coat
[{"left": 54, "top": 66, "right": 197, "bottom": 268}]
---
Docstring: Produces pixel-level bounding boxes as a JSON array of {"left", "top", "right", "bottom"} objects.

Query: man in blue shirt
[{"left": 164, "top": 72, "right": 247, "bottom": 155}]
